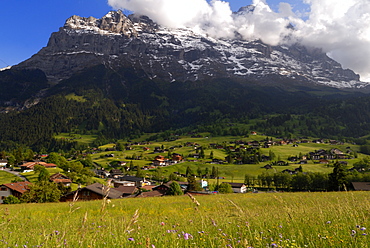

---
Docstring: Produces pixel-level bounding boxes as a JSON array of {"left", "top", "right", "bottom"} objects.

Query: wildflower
[
  {"left": 128, "top": 238, "right": 134, "bottom": 241},
  {"left": 152, "top": 245, "right": 156, "bottom": 248},
  {"left": 326, "top": 221, "right": 331, "bottom": 224},
  {"left": 360, "top": 227, "right": 366, "bottom": 231},
  {"left": 183, "top": 233, "right": 192, "bottom": 240},
  {"left": 271, "top": 243, "right": 278, "bottom": 247},
  {"left": 356, "top": 225, "right": 361, "bottom": 228},
  {"left": 55, "top": 231, "right": 60, "bottom": 235},
  {"left": 351, "top": 230, "right": 356, "bottom": 236},
  {"left": 160, "top": 222, "right": 165, "bottom": 226}
]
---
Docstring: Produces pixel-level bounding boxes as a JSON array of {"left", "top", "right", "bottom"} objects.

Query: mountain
[
  {"left": 1, "top": 9, "right": 370, "bottom": 150},
  {"left": 14, "top": 10, "right": 367, "bottom": 89}
]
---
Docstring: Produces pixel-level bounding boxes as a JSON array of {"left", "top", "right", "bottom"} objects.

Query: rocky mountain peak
[
  {"left": 14, "top": 10, "right": 367, "bottom": 89},
  {"left": 64, "top": 10, "right": 138, "bottom": 37}
]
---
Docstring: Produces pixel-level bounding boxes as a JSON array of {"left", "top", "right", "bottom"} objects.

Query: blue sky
[{"left": 0, "top": 0, "right": 309, "bottom": 68}]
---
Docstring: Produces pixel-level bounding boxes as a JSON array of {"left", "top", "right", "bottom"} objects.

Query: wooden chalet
[
  {"left": 60, "top": 183, "right": 123, "bottom": 202},
  {"left": 114, "top": 185, "right": 138, "bottom": 197},
  {"left": 0, "top": 182, "right": 32, "bottom": 203},
  {"left": 352, "top": 182, "right": 370, "bottom": 191},
  {"left": 20, "top": 161, "right": 57, "bottom": 171},
  {"left": 49, "top": 173, "right": 72, "bottom": 187},
  {"left": 223, "top": 182, "right": 247, "bottom": 193}
]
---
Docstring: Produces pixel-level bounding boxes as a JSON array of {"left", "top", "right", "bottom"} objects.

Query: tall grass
[{"left": 0, "top": 192, "right": 368, "bottom": 247}]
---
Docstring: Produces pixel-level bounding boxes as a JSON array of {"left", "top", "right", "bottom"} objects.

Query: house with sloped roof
[
  {"left": 0, "top": 181, "right": 32, "bottom": 203},
  {"left": 223, "top": 182, "right": 247, "bottom": 193},
  {"left": 352, "top": 182, "right": 370, "bottom": 191},
  {"left": 0, "top": 159, "right": 8, "bottom": 168},
  {"left": 114, "top": 185, "right": 138, "bottom": 197},
  {"left": 60, "top": 183, "right": 123, "bottom": 202},
  {"left": 20, "top": 161, "right": 57, "bottom": 171},
  {"left": 49, "top": 173, "right": 72, "bottom": 187}
]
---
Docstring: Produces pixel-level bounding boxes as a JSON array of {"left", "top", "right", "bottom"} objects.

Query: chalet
[
  {"left": 172, "top": 153, "right": 183, "bottom": 162},
  {"left": 49, "top": 173, "right": 72, "bottom": 187},
  {"left": 153, "top": 147, "right": 164, "bottom": 153},
  {"left": 189, "top": 153, "right": 200, "bottom": 159},
  {"left": 114, "top": 186, "right": 138, "bottom": 197},
  {"left": 0, "top": 159, "right": 8, "bottom": 168},
  {"left": 20, "top": 161, "right": 57, "bottom": 171},
  {"left": 152, "top": 183, "right": 171, "bottom": 194},
  {"left": 0, "top": 182, "right": 32, "bottom": 203},
  {"left": 60, "top": 183, "right": 123, "bottom": 201},
  {"left": 153, "top": 155, "right": 167, "bottom": 166},
  {"left": 112, "top": 180, "right": 136, "bottom": 187},
  {"left": 117, "top": 161, "right": 128, "bottom": 166},
  {"left": 223, "top": 182, "right": 247, "bottom": 193},
  {"left": 331, "top": 148, "right": 344, "bottom": 155},
  {"left": 95, "top": 169, "right": 110, "bottom": 178},
  {"left": 319, "top": 159, "right": 330, "bottom": 164},
  {"left": 352, "top": 182, "right": 370, "bottom": 191},
  {"left": 116, "top": 175, "right": 150, "bottom": 187},
  {"left": 249, "top": 141, "right": 260, "bottom": 147},
  {"left": 109, "top": 169, "right": 123, "bottom": 178},
  {"left": 263, "top": 164, "right": 273, "bottom": 169}
]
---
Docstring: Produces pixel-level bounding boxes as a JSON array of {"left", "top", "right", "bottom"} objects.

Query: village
[{"left": 0, "top": 133, "right": 369, "bottom": 204}]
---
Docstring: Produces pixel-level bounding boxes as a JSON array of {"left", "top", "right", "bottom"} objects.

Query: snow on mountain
[
  {"left": 16, "top": 10, "right": 368, "bottom": 89},
  {"left": 0, "top": 66, "right": 11, "bottom": 72}
]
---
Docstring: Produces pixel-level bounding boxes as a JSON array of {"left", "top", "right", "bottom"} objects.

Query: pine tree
[{"left": 168, "top": 181, "right": 183, "bottom": 195}]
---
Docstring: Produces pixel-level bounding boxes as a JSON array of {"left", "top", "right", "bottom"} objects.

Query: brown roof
[
  {"left": 21, "top": 162, "right": 57, "bottom": 169},
  {"left": 115, "top": 186, "right": 138, "bottom": 195},
  {"left": 141, "top": 185, "right": 156, "bottom": 191},
  {"left": 50, "top": 173, "right": 70, "bottom": 180},
  {"left": 352, "top": 182, "right": 370, "bottom": 191},
  {"left": 52, "top": 179, "right": 72, "bottom": 184},
  {"left": 3, "top": 182, "right": 32, "bottom": 194},
  {"left": 136, "top": 191, "right": 164, "bottom": 198},
  {"left": 224, "top": 182, "right": 246, "bottom": 188},
  {"left": 85, "top": 183, "right": 123, "bottom": 199}
]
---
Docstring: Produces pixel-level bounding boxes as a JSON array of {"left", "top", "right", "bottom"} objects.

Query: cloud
[{"left": 108, "top": 0, "right": 370, "bottom": 81}]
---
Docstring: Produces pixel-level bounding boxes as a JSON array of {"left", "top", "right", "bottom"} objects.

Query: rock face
[{"left": 16, "top": 10, "right": 367, "bottom": 89}]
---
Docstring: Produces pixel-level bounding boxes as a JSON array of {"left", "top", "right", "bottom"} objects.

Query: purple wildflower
[
  {"left": 128, "top": 238, "right": 135, "bottom": 241},
  {"left": 360, "top": 227, "right": 366, "bottom": 231},
  {"left": 183, "top": 233, "right": 192, "bottom": 240},
  {"left": 326, "top": 221, "right": 331, "bottom": 224}
]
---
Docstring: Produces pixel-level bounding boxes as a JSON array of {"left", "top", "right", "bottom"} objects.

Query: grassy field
[
  {"left": 86, "top": 135, "right": 363, "bottom": 181},
  {"left": 54, "top": 133, "right": 98, "bottom": 145},
  {"left": 0, "top": 171, "right": 19, "bottom": 184},
  {"left": 0, "top": 191, "right": 368, "bottom": 247}
]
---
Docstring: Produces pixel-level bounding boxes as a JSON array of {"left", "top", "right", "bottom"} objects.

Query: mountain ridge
[{"left": 14, "top": 10, "right": 367, "bottom": 90}]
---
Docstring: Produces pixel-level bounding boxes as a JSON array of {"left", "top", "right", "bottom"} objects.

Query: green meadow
[
  {"left": 0, "top": 191, "right": 368, "bottom": 247},
  {"left": 83, "top": 134, "right": 363, "bottom": 181}
]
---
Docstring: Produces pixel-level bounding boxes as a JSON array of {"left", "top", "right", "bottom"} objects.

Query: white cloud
[{"left": 108, "top": 0, "right": 370, "bottom": 81}]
